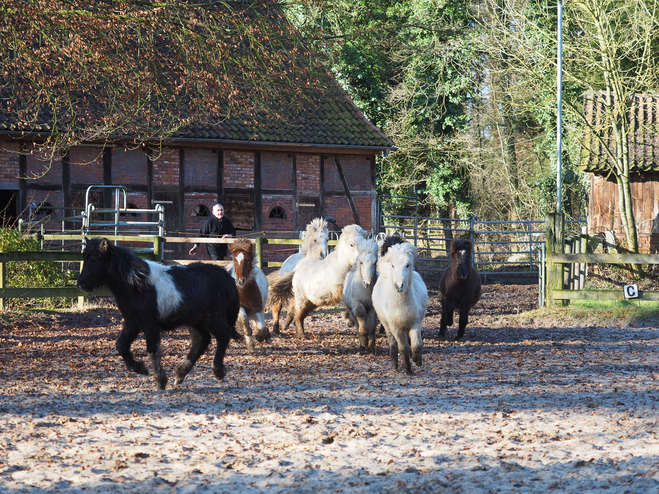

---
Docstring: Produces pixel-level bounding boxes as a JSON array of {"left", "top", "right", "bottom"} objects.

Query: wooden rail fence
[{"left": 545, "top": 213, "right": 659, "bottom": 305}]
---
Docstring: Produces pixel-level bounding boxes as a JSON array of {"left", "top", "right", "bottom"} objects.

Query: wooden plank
[
  {"left": 553, "top": 289, "right": 659, "bottom": 301},
  {"left": 553, "top": 253, "right": 659, "bottom": 264},
  {"left": 0, "top": 287, "right": 113, "bottom": 298}
]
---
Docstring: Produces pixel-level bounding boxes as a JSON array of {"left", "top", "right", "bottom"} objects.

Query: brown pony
[
  {"left": 438, "top": 239, "right": 481, "bottom": 340},
  {"left": 227, "top": 239, "right": 269, "bottom": 352}
]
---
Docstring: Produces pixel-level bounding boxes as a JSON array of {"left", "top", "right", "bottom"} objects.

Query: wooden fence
[
  {"left": 545, "top": 213, "right": 659, "bottom": 305},
  {"left": 0, "top": 234, "right": 337, "bottom": 310}
]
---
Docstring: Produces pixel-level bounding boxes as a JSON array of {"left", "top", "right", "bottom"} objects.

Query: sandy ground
[{"left": 1, "top": 283, "right": 658, "bottom": 493}]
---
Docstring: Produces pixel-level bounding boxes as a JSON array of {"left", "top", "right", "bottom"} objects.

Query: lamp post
[{"left": 556, "top": 0, "right": 563, "bottom": 213}]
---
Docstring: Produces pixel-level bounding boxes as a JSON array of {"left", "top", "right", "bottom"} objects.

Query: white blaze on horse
[
  {"left": 226, "top": 238, "right": 269, "bottom": 352},
  {"left": 269, "top": 224, "right": 369, "bottom": 339},
  {"left": 372, "top": 236, "right": 428, "bottom": 375},
  {"left": 342, "top": 237, "right": 379, "bottom": 354},
  {"left": 269, "top": 218, "right": 329, "bottom": 336}
]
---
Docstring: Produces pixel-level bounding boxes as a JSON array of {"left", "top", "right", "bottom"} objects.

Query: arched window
[
  {"left": 120, "top": 203, "right": 139, "bottom": 217},
  {"left": 269, "top": 206, "right": 286, "bottom": 219},
  {"left": 192, "top": 204, "right": 210, "bottom": 217}
]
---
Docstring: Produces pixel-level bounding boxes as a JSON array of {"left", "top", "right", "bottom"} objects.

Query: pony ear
[{"left": 99, "top": 238, "right": 110, "bottom": 253}]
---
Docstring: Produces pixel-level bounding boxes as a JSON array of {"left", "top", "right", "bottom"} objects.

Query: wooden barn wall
[{"left": 589, "top": 172, "right": 659, "bottom": 251}]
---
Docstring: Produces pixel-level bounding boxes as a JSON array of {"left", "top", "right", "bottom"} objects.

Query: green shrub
[{"left": 0, "top": 228, "right": 75, "bottom": 310}]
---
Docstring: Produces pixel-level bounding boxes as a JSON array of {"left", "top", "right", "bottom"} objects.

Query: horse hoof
[
  {"left": 213, "top": 365, "right": 227, "bottom": 382},
  {"left": 132, "top": 362, "right": 149, "bottom": 376},
  {"left": 156, "top": 374, "right": 168, "bottom": 390}
]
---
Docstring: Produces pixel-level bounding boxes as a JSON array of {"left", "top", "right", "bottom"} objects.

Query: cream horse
[
  {"left": 372, "top": 236, "right": 428, "bottom": 375},
  {"left": 270, "top": 218, "right": 329, "bottom": 336},
  {"left": 269, "top": 224, "right": 369, "bottom": 339}
]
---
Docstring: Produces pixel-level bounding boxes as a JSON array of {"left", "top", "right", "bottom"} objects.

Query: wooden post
[
  {"left": 77, "top": 260, "right": 86, "bottom": 310},
  {"left": 154, "top": 236, "right": 163, "bottom": 261},
  {"left": 546, "top": 213, "right": 565, "bottom": 306},
  {"left": 0, "top": 261, "right": 5, "bottom": 311},
  {"left": 255, "top": 236, "right": 264, "bottom": 269}
]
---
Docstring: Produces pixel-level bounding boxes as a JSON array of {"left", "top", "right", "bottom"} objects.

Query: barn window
[
  {"left": 120, "top": 203, "right": 139, "bottom": 217},
  {"left": 192, "top": 204, "right": 210, "bottom": 217},
  {"left": 31, "top": 202, "right": 53, "bottom": 217},
  {"left": 269, "top": 206, "right": 286, "bottom": 219}
]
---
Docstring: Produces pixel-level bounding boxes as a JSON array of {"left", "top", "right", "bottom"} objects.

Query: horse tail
[{"left": 267, "top": 271, "right": 295, "bottom": 308}]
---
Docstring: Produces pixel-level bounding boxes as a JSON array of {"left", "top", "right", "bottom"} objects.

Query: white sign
[{"left": 623, "top": 284, "right": 639, "bottom": 299}]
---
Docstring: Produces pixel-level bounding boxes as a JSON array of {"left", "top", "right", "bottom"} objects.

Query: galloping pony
[
  {"left": 269, "top": 224, "right": 369, "bottom": 339},
  {"left": 77, "top": 238, "right": 241, "bottom": 390},
  {"left": 342, "top": 237, "right": 379, "bottom": 354},
  {"left": 439, "top": 238, "right": 481, "bottom": 340},
  {"left": 269, "top": 218, "right": 329, "bottom": 336},
  {"left": 372, "top": 236, "right": 428, "bottom": 375},
  {"left": 226, "top": 238, "right": 269, "bottom": 352}
]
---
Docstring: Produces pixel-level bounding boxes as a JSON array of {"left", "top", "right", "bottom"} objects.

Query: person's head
[{"left": 212, "top": 203, "right": 225, "bottom": 219}]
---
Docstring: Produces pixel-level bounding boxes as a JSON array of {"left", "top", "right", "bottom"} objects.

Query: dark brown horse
[{"left": 439, "top": 239, "right": 481, "bottom": 340}]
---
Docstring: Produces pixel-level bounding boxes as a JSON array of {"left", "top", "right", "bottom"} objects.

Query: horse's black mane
[
  {"left": 450, "top": 238, "right": 472, "bottom": 253},
  {"left": 380, "top": 235, "right": 406, "bottom": 257},
  {"left": 85, "top": 237, "right": 150, "bottom": 290}
]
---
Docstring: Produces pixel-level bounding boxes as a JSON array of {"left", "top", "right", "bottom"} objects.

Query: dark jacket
[{"left": 199, "top": 216, "right": 236, "bottom": 260}]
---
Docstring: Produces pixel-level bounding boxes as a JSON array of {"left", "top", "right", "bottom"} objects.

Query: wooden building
[
  {"left": 0, "top": 6, "right": 395, "bottom": 260},
  {"left": 580, "top": 92, "right": 659, "bottom": 253}
]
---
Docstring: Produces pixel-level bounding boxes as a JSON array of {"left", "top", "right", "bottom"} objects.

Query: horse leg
[
  {"left": 366, "top": 310, "right": 378, "bottom": 355},
  {"left": 271, "top": 299, "right": 282, "bottom": 337},
  {"left": 175, "top": 327, "right": 211, "bottom": 385},
  {"left": 238, "top": 308, "right": 255, "bottom": 353},
  {"left": 457, "top": 306, "right": 470, "bottom": 341},
  {"left": 116, "top": 322, "right": 148, "bottom": 376},
  {"left": 410, "top": 326, "right": 423, "bottom": 367},
  {"left": 143, "top": 326, "right": 168, "bottom": 390},
  {"left": 382, "top": 323, "right": 398, "bottom": 371},
  {"left": 253, "top": 311, "right": 271, "bottom": 344},
  {"left": 281, "top": 299, "right": 296, "bottom": 332},
  {"left": 209, "top": 324, "right": 232, "bottom": 382},
  {"left": 439, "top": 299, "right": 455, "bottom": 337},
  {"left": 354, "top": 304, "right": 369, "bottom": 354},
  {"left": 396, "top": 333, "right": 413, "bottom": 376},
  {"left": 294, "top": 299, "right": 316, "bottom": 339}
]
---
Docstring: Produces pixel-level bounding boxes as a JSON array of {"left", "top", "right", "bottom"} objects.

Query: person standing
[{"left": 189, "top": 203, "right": 236, "bottom": 260}]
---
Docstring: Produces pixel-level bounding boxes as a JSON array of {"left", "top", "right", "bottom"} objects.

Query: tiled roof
[{"left": 581, "top": 92, "right": 659, "bottom": 173}]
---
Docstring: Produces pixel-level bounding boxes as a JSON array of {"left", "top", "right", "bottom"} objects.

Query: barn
[
  {"left": 0, "top": 6, "right": 394, "bottom": 260},
  {"left": 580, "top": 92, "right": 659, "bottom": 253}
]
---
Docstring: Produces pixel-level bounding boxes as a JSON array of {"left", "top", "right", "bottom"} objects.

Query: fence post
[
  {"left": 154, "top": 236, "right": 163, "bottom": 261},
  {"left": 0, "top": 260, "right": 5, "bottom": 311},
  {"left": 545, "top": 212, "right": 565, "bottom": 306},
  {"left": 255, "top": 237, "right": 264, "bottom": 269}
]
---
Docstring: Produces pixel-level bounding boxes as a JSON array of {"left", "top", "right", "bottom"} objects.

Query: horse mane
[
  {"left": 229, "top": 238, "right": 254, "bottom": 258},
  {"left": 300, "top": 217, "right": 328, "bottom": 255},
  {"left": 380, "top": 239, "right": 417, "bottom": 264},
  {"left": 85, "top": 238, "right": 150, "bottom": 291},
  {"left": 450, "top": 238, "right": 473, "bottom": 254},
  {"left": 380, "top": 235, "right": 406, "bottom": 257}
]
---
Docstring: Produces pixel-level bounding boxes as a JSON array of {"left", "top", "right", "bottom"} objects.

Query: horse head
[
  {"left": 229, "top": 239, "right": 255, "bottom": 287},
  {"left": 450, "top": 239, "right": 473, "bottom": 280},
  {"left": 381, "top": 241, "right": 417, "bottom": 293},
  {"left": 356, "top": 239, "right": 379, "bottom": 289},
  {"left": 303, "top": 217, "right": 329, "bottom": 260},
  {"left": 337, "top": 224, "right": 369, "bottom": 265}
]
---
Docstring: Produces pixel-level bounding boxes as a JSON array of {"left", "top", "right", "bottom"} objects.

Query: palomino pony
[
  {"left": 226, "top": 238, "right": 269, "bottom": 352},
  {"left": 77, "top": 238, "right": 241, "bottom": 390},
  {"left": 342, "top": 237, "right": 379, "bottom": 354},
  {"left": 372, "top": 236, "right": 428, "bottom": 375},
  {"left": 269, "top": 224, "right": 369, "bottom": 339},
  {"left": 439, "top": 238, "right": 481, "bottom": 340},
  {"left": 270, "top": 218, "right": 329, "bottom": 336}
]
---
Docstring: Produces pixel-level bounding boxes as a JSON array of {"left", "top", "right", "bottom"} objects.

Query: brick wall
[
  {"left": 296, "top": 154, "right": 320, "bottom": 193},
  {"left": 152, "top": 149, "right": 179, "bottom": 186},
  {"left": 186, "top": 149, "right": 217, "bottom": 187},
  {"left": 261, "top": 152, "right": 291, "bottom": 189},
  {"left": 326, "top": 195, "right": 373, "bottom": 231},
  {"left": 27, "top": 152, "right": 61, "bottom": 184},
  {"left": 184, "top": 192, "right": 218, "bottom": 233},
  {"left": 112, "top": 148, "right": 147, "bottom": 185},
  {"left": 262, "top": 195, "right": 294, "bottom": 232},
  {"left": 224, "top": 151, "right": 254, "bottom": 188},
  {"left": 324, "top": 155, "right": 371, "bottom": 192},
  {"left": 0, "top": 141, "right": 19, "bottom": 182},
  {"left": 70, "top": 147, "right": 104, "bottom": 185}
]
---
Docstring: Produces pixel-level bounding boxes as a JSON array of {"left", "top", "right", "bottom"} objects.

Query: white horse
[
  {"left": 270, "top": 218, "right": 329, "bottom": 336},
  {"left": 269, "top": 224, "right": 369, "bottom": 339},
  {"left": 342, "top": 237, "right": 379, "bottom": 354},
  {"left": 372, "top": 236, "right": 428, "bottom": 375},
  {"left": 226, "top": 239, "right": 269, "bottom": 352}
]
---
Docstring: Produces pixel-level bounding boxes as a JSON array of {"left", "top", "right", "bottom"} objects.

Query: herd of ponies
[{"left": 76, "top": 219, "right": 481, "bottom": 390}]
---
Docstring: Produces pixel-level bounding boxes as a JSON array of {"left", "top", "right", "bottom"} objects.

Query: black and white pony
[{"left": 77, "top": 238, "right": 241, "bottom": 390}]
